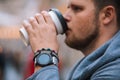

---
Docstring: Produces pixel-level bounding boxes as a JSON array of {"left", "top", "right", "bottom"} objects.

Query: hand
[{"left": 22, "top": 11, "right": 59, "bottom": 53}]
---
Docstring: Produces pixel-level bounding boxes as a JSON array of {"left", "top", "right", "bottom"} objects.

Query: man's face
[{"left": 64, "top": 0, "right": 99, "bottom": 50}]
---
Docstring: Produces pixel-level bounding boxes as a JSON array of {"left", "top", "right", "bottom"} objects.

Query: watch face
[{"left": 37, "top": 53, "right": 51, "bottom": 65}]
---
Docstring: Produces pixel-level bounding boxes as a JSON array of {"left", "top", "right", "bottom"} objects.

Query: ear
[{"left": 101, "top": 6, "right": 115, "bottom": 25}]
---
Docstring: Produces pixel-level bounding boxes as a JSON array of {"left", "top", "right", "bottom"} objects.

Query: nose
[{"left": 63, "top": 10, "right": 71, "bottom": 22}]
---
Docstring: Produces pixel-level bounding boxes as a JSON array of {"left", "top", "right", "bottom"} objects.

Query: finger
[
  {"left": 41, "top": 11, "right": 54, "bottom": 25},
  {"left": 35, "top": 13, "right": 45, "bottom": 24},
  {"left": 41, "top": 11, "right": 56, "bottom": 33},
  {"left": 28, "top": 17, "right": 39, "bottom": 29},
  {"left": 22, "top": 20, "right": 33, "bottom": 35}
]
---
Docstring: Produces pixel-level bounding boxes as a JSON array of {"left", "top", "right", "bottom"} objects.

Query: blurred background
[{"left": 0, "top": 0, "right": 84, "bottom": 80}]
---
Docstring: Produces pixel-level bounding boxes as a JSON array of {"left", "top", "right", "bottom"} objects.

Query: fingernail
[
  {"left": 41, "top": 11, "right": 48, "bottom": 15},
  {"left": 23, "top": 20, "right": 30, "bottom": 26},
  {"left": 23, "top": 20, "right": 29, "bottom": 24},
  {"left": 35, "top": 13, "right": 40, "bottom": 16},
  {"left": 29, "top": 17, "right": 35, "bottom": 21}
]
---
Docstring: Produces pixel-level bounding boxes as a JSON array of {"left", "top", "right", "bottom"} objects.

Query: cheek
[{"left": 72, "top": 18, "right": 95, "bottom": 39}]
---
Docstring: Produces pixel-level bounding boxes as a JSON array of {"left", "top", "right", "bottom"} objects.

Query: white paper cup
[{"left": 19, "top": 27, "right": 29, "bottom": 46}]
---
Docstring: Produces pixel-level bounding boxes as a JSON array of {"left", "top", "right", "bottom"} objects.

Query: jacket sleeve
[
  {"left": 26, "top": 65, "right": 59, "bottom": 80},
  {"left": 90, "top": 58, "right": 120, "bottom": 80}
]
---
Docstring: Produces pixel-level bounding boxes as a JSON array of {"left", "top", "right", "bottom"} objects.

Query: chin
[
  {"left": 64, "top": 36, "right": 89, "bottom": 51},
  {"left": 65, "top": 38, "right": 78, "bottom": 49}
]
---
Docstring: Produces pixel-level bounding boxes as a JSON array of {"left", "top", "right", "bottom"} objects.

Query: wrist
[
  {"left": 33, "top": 48, "right": 59, "bottom": 68},
  {"left": 34, "top": 65, "right": 42, "bottom": 72}
]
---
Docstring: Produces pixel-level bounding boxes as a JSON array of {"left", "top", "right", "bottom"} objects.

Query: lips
[
  {"left": 65, "top": 28, "right": 70, "bottom": 36},
  {"left": 65, "top": 23, "right": 71, "bottom": 35}
]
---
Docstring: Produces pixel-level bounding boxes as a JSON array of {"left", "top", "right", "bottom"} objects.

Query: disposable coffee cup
[
  {"left": 19, "top": 8, "right": 68, "bottom": 46},
  {"left": 19, "top": 27, "right": 29, "bottom": 46}
]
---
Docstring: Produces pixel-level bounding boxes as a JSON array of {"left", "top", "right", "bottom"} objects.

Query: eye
[{"left": 72, "top": 6, "right": 83, "bottom": 12}]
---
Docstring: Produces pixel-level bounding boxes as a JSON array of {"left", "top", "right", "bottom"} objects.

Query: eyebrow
[{"left": 68, "top": 2, "right": 83, "bottom": 9}]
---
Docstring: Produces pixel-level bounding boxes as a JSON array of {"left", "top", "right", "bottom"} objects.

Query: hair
[{"left": 93, "top": 0, "right": 120, "bottom": 27}]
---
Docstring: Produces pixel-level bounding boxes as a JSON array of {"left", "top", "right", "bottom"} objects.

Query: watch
[{"left": 33, "top": 48, "right": 59, "bottom": 67}]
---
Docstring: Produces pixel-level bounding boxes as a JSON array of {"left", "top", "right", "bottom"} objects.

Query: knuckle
[
  {"left": 35, "top": 13, "right": 41, "bottom": 17},
  {"left": 23, "top": 20, "right": 31, "bottom": 27},
  {"left": 26, "top": 23, "right": 31, "bottom": 27},
  {"left": 42, "top": 11, "right": 50, "bottom": 17},
  {"left": 45, "top": 13, "right": 51, "bottom": 18},
  {"left": 29, "top": 17, "right": 36, "bottom": 23}
]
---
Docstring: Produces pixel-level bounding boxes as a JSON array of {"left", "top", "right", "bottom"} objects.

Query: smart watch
[{"left": 34, "top": 48, "right": 59, "bottom": 67}]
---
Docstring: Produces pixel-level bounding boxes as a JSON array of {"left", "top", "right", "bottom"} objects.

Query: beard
[
  {"left": 66, "top": 27, "right": 98, "bottom": 50},
  {"left": 65, "top": 16, "right": 99, "bottom": 50}
]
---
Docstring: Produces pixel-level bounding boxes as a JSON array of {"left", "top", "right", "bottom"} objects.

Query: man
[{"left": 23, "top": 0, "right": 120, "bottom": 80}]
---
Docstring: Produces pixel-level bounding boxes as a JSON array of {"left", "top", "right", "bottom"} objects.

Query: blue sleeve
[
  {"left": 90, "top": 58, "right": 120, "bottom": 80},
  {"left": 26, "top": 65, "right": 59, "bottom": 80}
]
